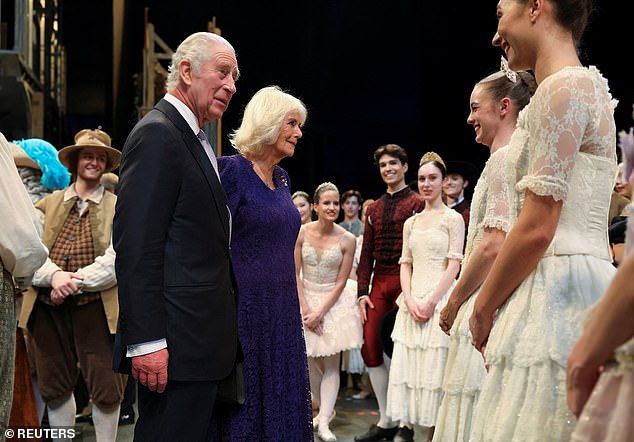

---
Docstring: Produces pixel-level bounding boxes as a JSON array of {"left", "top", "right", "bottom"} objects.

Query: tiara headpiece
[
  {"left": 500, "top": 55, "right": 518, "bottom": 83},
  {"left": 419, "top": 151, "right": 446, "bottom": 168}
]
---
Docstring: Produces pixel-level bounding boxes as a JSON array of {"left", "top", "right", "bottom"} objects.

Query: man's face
[
  {"left": 378, "top": 154, "right": 407, "bottom": 187},
  {"left": 187, "top": 43, "right": 239, "bottom": 126},
  {"left": 342, "top": 196, "right": 360, "bottom": 219},
  {"left": 443, "top": 173, "right": 468, "bottom": 199},
  {"left": 77, "top": 147, "right": 107, "bottom": 183}
]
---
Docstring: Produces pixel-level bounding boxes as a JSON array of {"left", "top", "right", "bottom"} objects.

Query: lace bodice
[
  {"left": 463, "top": 146, "right": 512, "bottom": 267},
  {"left": 513, "top": 66, "right": 617, "bottom": 201},
  {"left": 505, "top": 66, "right": 617, "bottom": 259},
  {"left": 301, "top": 240, "right": 343, "bottom": 285},
  {"left": 399, "top": 208, "right": 464, "bottom": 295}
]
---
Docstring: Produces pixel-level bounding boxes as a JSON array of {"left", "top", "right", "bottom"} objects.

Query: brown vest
[{"left": 19, "top": 188, "right": 119, "bottom": 333}]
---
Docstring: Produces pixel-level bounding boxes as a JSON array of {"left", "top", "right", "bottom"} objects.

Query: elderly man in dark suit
[{"left": 113, "top": 32, "right": 239, "bottom": 441}]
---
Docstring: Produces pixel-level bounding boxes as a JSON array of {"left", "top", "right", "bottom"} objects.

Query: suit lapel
[{"left": 155, "top": 99, "right": 230, "bottom": 240}]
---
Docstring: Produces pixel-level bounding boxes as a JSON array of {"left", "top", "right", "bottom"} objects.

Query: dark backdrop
[{"left": 62, "top": 1, "right": 633, "bottom": 202}]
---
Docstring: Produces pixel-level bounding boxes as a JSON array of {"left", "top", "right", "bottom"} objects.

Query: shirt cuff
[{"left": 126, "top": 339, "right": 167, "bottom": 357}]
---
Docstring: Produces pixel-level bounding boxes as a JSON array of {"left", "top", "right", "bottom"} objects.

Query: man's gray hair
[{"left": 166, "top": 32, "right": 235, "bottom": 91}]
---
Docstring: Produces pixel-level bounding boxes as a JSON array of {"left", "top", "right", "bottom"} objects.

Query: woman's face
[
  {"left": 293, "top": 196, "right": 312, "bottom": 224},
  {"left": 342, "top": 196, "right": 360, "bottom": 219},
  {"left": 314, "top": 190, "right": 340, "bottom": 222},
  {"left": 418, "top": 163, "right": 445, "bottom": 202},
  {"left": 272, "top": 111, "right": 303, "bottom": 159},
  {"left": 467, "top": 84, "right": 501, "bottom": 147},
  {"left": 615, "top": 163, "right": 633, "bottom": 198},
  {"left": 492, "top": 0, "right": 534, "bottom": 71}
]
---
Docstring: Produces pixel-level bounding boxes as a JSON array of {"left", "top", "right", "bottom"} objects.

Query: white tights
[
  {"left": 92, "top": 403, "right": 120, "bottom": 442},
  {"left": 367, "top": 355, "right": 395, "bottom": 429},
  {"left": 308, "top": 354, "right": 340, "bottom": 432},
  {"left": 47, "top": 395, "right": 120, "bottom": 442},
  {"left": 47, "top": 395, "right": 75, "bottom": 442}
]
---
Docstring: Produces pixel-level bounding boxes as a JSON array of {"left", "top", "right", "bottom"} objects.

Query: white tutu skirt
[
  {"left": 469, "top": 255, "right": 615, "bottom": 442},
  {"left": 433, "top": 294, "right": 487, "bottom": 442},
  {"left": 303, "top": 278, "right": 363, "bottom": 358},
  {"left": 386, "top": 286, "right": 453, "bottom": 427},
  {"left": 342, "top": 280, "right": 367, "bottom": 374},
  {"left": 343, "top": 347, "right": 366, "bottom": 374}
]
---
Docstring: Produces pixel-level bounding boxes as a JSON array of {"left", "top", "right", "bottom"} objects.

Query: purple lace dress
[{"left": 214, "top": 154, "right": 312, "bottom": 441}]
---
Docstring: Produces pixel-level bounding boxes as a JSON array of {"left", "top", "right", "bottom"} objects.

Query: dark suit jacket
[
  {"left": 112, "top": 98, "right": 238, "bottom": 382},
  {"left": 452, "top": 198, "right": 471, "bottom": 234}
]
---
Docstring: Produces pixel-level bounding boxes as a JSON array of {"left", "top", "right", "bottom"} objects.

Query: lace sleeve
[
  {"left": 446, "top": 211, "right": 465, "bottom": 261},
  {"left": 398, "top": 216, "right": 414, "bottom": 264},
  {"left": 481, "top": 148, "right": 512, "bottom": 233},
  {"left": 516, "top": 71, "right": 594, "bottom": 202}
]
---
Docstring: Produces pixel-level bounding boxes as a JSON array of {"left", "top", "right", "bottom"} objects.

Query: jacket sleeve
[{"left": 113, "top": 119, "right": 181, "bottom": 345}]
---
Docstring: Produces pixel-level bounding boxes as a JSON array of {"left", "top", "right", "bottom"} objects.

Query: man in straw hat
[
  {"left": 0, "top": 132, "right": 48, "bottom": 439},
  {"left": 113, "top": 31, "right": 239, "bottom": 440},
  {"left": 21, "top": 128, "right": 125, "bottom": 441}
]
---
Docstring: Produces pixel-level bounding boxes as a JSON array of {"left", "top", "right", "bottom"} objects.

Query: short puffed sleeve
[
  {"left": 481, "top": 147, "right": 513, "bottom": 233},
  {"left": 516, "top": 70, "right": 595, "bottom": 201},
  {"left": 398, "top": 215, "right": 415, "bottom": 264},
  {"left": 446, "top": 210, "right": 465, "bottom": 261}
]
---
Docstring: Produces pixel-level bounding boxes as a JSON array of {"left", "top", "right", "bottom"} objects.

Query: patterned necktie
[
  {"left": 196, "top": 129, "right": 220, "bottom": 179},
  {"left": 197, "top": 129, "right": 232, "bottom": 242}
]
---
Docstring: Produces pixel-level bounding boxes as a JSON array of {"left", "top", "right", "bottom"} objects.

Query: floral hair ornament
[{"left": 500, "top": 55, "right": 518, "bottom": 83}]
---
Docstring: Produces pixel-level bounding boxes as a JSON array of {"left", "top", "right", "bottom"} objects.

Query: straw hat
[
  {"left": 58, "top": 129, "right": 121, "bottom": 173},
  {"left": 10, "top": 142, "right": 40, "bottom": 170}
]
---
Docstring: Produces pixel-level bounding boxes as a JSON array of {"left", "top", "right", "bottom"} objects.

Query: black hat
[
  {"left": 609, "top": 216, "right": 628, "bottom": 244},
  {"left": 445, "top": 161, "right": 479, "bottom": 184}
]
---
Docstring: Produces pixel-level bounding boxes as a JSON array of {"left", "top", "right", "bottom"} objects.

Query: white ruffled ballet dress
[{"left": 301, "top": 240, "right": 363, "bottom": 357}]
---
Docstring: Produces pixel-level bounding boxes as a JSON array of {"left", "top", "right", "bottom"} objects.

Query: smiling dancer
[
  {"left": 295, "top": 182, "right": 363, "bottom": 442},
  {"left": 355, "top": 144, "right": 424, "bottom": 441},
  {"left": 468, "top": 0, "right": 618, "bottom": 440},
  {"left": 434, "top": 66, "right": 535, "bottom": 442}
]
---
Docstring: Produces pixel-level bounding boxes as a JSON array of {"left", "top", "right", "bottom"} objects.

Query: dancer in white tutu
[
  {"left": 295, "top": 182, "right": 363, "bottom": 442},
  {"left": 469, "top": 0, "right": 618, "bottom": 440},
  {"left": 434, "top": 67, "right": 535, "bottom": 442},
  {"left": 567, "top": 135, "right": 634, "bottom": 442},
  {"left": 386, "top": 152, "right": 465, "bottom": 442}
]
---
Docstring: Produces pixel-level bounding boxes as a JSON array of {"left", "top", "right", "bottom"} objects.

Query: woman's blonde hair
[
  {"left": 230, "top": 86, "right": 307, "bottom": 154},
  {"left": 313, "top": 182, "right": 339, "bottom": 204}
]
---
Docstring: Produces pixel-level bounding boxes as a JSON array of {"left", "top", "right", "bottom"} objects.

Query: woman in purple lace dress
[{"left": 214, "top": 86, "right": 312, "bottom": 441}]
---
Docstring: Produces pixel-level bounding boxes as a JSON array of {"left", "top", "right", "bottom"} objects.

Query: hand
[
  {"left": 50, "top": 288, "right": 68, "bottom": 305},
  {"left": 302, "top": 309, "right": 324, "bottom": 331},
  {"left": 359, "top": 296, "right": 374, "bottom": 324},
  {"left": 469, "top": 307, "right": 494, "bottom": 354},
  {"left": 132, "top": 348, "right": 169, "bottom": 393},
  {"left": 439, "top": 300, "right": 460, "bottom": 336},
  {"left": 566, "top": 343, "right": 602, "bottom": 417},
  {"left": 419, "top": 299, "right": 436, "bottom": 321},
  {"left": 51, "top": 271, "right": 84, "bottom": 299},
  {"left": 403, "top": 296, "right": 425, "bottom": 322},
  {"left": 312, "top": 322, "right": 324, "bottom": 336}
]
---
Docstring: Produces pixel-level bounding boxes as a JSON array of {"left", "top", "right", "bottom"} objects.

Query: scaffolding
[{"left": 141, "top": 10, "right": 223, "bottom": 155}]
